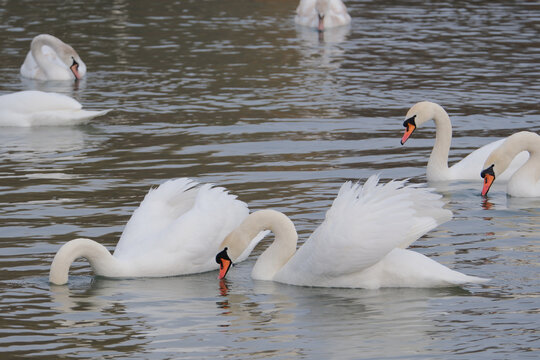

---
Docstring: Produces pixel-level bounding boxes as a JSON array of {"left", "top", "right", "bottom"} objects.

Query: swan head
[
  {"left": 480, "top": 164, "right": 495, "bottom": 196},
  {"left": 401, "top": 101, "right": 445, "bottom": 145},
  {"left": 60, "top": 49, "right": 86, "bottom": 80},
  {"left": 31, "top": 34, "right": 87, "bottom": 80},
  {"left": 216, "top": 247, "right": 233, "bottom": 279}
]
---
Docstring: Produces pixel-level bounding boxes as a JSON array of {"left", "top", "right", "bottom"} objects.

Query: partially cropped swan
[
  {"left": 295, "top": 0, "right": 351, "bottom": 31},
  {"left": 216, "top": 175, "right": 488, "bottom": 289},
  {"left": 49, "top": 178, "right": 266, "bottom": 285},
  {"left": 400, "top": 101, "right": 529, "bottom": 181},
  {"left": 0, "top": 91, "right": 109, "bottom": 127},
  {"left": 481, "top": 131, "right": 540, "bottom": 197},
  {"left": 20, "top": 34, "right": 86, "bottom": 81}
]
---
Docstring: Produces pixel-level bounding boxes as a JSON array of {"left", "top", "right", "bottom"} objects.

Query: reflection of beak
[
  {"left": 400, "top": 115, "right": 416, "bottom": 145},
  {"left": 70, "top": 63, "right": 81, "bottom": 80},
  {"left": 216, "top": 248, "right": 233, "bottom": 279},
  {"left": 480, "top": 165, "right": 495, "bottom": 196}
]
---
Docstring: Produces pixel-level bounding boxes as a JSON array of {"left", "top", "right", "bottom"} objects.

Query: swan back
[
  {"left": 20, "top": 34, "right": 86, "bottom": 81},
  {"left": 0, "top": 91, "right": 109, "bottom": 127}
]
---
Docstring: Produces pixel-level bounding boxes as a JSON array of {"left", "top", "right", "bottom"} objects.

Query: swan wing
[
  {"left": 450, "top": 138, "right": 529, "bottom": 181},
  {"left": 275, "top": 175, "right": 451, "bottom": 285},
  {"left": 114, "top": 180, "right": 251, "bottom": 275}
]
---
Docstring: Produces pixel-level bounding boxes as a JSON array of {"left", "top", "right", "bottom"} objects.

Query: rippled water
[{"left": 1, "top": 0, "right": 539, "bottom": 358}]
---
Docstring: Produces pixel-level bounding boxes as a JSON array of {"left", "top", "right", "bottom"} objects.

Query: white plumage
[
  {"left": 401, "top": 101, "right": 529, "bottom": 181},
  {"left": 49, "top": 178, "right": 266, "bottom": 285},
  {"left": 295, "top": 0, "right": 351, "bottom": 30},
  {"left": 219, "top": 175, "right": 488, "bottom": 289},
  {"left": 20, "top": 34, "right": 86, "bottom": 81},
  {"left": 0, "top": 91, "right": 109, "bottom": 127}
]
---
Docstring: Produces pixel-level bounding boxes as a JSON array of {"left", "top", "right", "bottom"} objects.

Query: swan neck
[
  {"left": 247, "top": 210, "right": 298, "bottom": 280},
  {"left": 31, "top": 35, "right": 69, "bottom": 76},
  {"left": 489, "top": 132, "right": 540, "bottom": 180},
  {"left": 49, "top": 238, "right": 120, "bottom": 285},
  {"left": 427, "top": 106, "right": 453, "bottom": 178}
]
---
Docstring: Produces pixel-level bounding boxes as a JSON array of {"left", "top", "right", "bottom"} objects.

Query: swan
[
  {"left": 216, "top": 175, "right": 488, "bottom": 289},
  {"left": 20, "top": 34, "right": 86, "bottom": 81},
  {"left": 49, "top": 178, "right": 266, "bottom": 285},
  {"left": 0, "top": 91, "right": 109, "bottom": 127},
  {"left": 481, "top": 131, "right": 540, "bottom": 197},
  {"left": 295, "top": 0, "right": 351, "bottom": 31},
  {"left": 400, "top": 101, "right": 529, "bottom": 181}
]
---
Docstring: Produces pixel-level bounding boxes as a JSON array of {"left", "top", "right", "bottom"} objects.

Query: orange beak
[
  {"left": 481, "top": 173, "right": 495, "bottom": 196},
  {"left": 216, "top": 248, "right": 233, "bottom": 280},
  {"left": 318, "top": 14, "right": 324, "bottom": 32},
  {"left": 218, "top": 259, "right": 232, "bottom": 280},
  {"left": 401, "top": 115, "right": 416, "bottom": 145},
  {"left": 70, "top": 62, "right": 81, "bottom": 80},
  {"left": 480, "top": 165, "right": 496, "bottom": 196}
]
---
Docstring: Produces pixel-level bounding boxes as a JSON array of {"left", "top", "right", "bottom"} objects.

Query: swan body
[
  {"left": 217, "top": 175, "right": 488, "bottom": 289},
  {"left": 481, "top": 131, "right": 540, "bottom": 197},
  {"left": 21, "top": 34, "right": 86, "bottom": 81},
  {"left": 295, "top": 0, "right": 351, "bottom": 31},
  {"left": 49, "top": 178, "right": 266, "bottom": 285},
  {"left": 401, "top": 101, "right": 529, "bottom": 182},
  {"left": 0, "top": 91, "right": 109, "bottom": 127}
]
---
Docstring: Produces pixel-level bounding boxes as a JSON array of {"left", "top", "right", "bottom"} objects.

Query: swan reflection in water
[{"left": 49, "top": 273, "right": 474, "bottom": 358}]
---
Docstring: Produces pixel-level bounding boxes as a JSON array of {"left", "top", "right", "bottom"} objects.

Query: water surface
[{"left": 0, "top": 0, "right": 539, "bottom": 359}]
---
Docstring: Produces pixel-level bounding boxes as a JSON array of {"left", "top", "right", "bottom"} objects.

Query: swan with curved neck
[
  {"left": 49, "top": 178, "right": 266, "bottom": 285},
  {"left": 216, "top": 176, "right": 488, "bottom": 289},
  {"left": 20, "top": 34, "right": 86, "bottom": 81},
  {"left": 295, "top": 0, "right": 351, "bottom": 31},
  {"left": 481, "top": 131, "right": 540, "bottom": 197},
  {"left": 400, "top": 101, "right": 528, "bottom": 182}
]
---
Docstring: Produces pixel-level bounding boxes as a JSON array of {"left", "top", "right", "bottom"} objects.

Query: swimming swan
[
  {"left": 0, "top": 91, "right": 109, "bottom": 127},
  {"left": 49, "top": 178, "right": 266, "bottom": 285},
  {"left": 481, "top": 131, "right": 540, "bottom": 197},
  {"left": 20, "top": 34, "right": 86, "bottom": 81},
  {"left": 216, "top": 175, "right": 488, "bottom": 289},
  {"left": 295, "top": 0, "right": 351, "bottom": 31},
  {"left": 400, "top": 101, "right": 528, "bottom": 181}
]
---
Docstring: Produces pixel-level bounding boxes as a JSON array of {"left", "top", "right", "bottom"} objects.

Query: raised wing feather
[
  {"left": 275, "top": 175, "right": 451, "bottom": 285},
  {"left": 114, "top": 180, "right": 250, "bottom": 275}
]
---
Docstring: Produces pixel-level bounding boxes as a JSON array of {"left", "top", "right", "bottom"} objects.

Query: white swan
[
  {"left": 481, "top": 131, "right": 540, "bottom": 197},
  {"left": 20, "top": 34, "right": 86, "bottom": 81},
  {"left": 295, "top": 0, "right": 351, "bottom": 31},
  {"left": 0, "top": 91, "right": 109, "bottom": 127},
  {"left": 49, "top": 178, "right": 266, "bottom": 285},
  {"left": 400, "top": 101, "right": 529, "bottom": 181},
  {"left": 216, "top": 175, "right": 488, "bottom": 289}
]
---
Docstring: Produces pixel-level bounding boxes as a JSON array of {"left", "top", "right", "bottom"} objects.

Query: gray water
[{"left": 1, "top": 0, "right": 539, "bottom": 358}]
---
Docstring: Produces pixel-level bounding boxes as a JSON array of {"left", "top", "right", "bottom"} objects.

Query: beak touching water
[
  {"left": 481, "top": 165, "right": 495, "bottom": 196},
  {"left": 216, "top": 247, "right": 233, "bottom": 280},
  {"left": 70, "top": 59, "right": 81, "bottom": 80},
  {"left": 401, "top": 115, "right": 416, "bottom": 145}
]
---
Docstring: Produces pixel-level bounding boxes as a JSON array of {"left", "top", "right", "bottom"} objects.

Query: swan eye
[
  {"left": 480, "top": 164, "right": 495, "bottom": 179},
  {"left": 402, "top": 115, "right": 416, "bottom": 128},
  {"left": 71, "top": 57, "right": 78, "bottom": 67}
]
